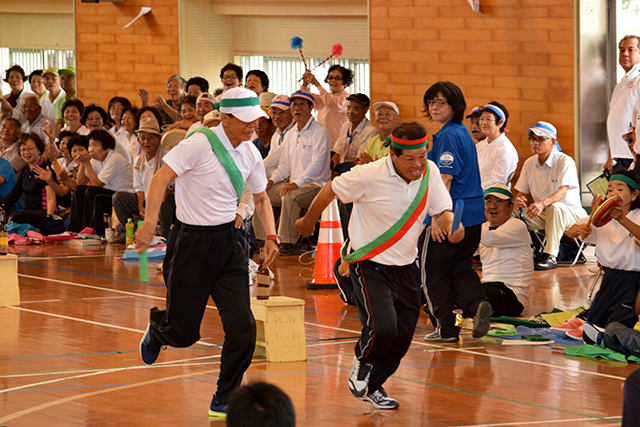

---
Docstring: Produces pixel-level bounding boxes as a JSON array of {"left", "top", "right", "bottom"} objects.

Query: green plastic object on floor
[
  {"left": 563, "top": 344, "right": 640, "bottom": 364},
  {"left": 138, "top": 220, "right": 148, "bottom": 282},
  {"left": 487, "top": 323, "right": 518, "bottom": 337}
]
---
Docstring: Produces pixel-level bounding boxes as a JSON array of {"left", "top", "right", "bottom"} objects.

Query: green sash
[
  {"left": 341, "top": 162, "right": 430, "bottom": 264},
  {"left": 186, "top": 127, "right": 244, "bottom": 203}
]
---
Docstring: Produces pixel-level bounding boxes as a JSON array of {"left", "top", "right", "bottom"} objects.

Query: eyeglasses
[
  {"left": 426, "top": 99, "right": 447, "bottom": 107},
  {"left": 20, "top": 146, "right": 37, "bottom": 153},
  {"left": 478, "top": 117, "right": 496, "bottom": 123},
  {"left": 222, "top": 74, "right": 238, "bottom": 80},
  {"left": 529, "top": 137, "right": 550, "bottom": 144},
  {"left": 327, "top": 75, "right": 343, "bottom": 81}
]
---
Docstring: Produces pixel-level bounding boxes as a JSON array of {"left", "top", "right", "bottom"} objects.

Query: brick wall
[
  {"left": 75, "top": 0, "right": 180, "bottom": 110},
  {"left": 370, "top": 0, "right": 575, "bottom": 161}
]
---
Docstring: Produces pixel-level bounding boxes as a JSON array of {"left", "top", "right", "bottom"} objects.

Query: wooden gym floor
[{"left": 0, "top": 242, "right": 635, "bottom": 426}]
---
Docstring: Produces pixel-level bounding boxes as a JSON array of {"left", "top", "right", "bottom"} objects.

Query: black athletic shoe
[
  {"left": 534, "top": 253, "right": 557, "bottom": 270},
  {"left": 472, "top": 301, "right": 493, "bottom": 338},
  {"left": 208, "top": 395, "right": 227, "bottom": 419},
  {"left": 362, "top": 387, "right": 399, "bottom": 410},
  {"left": 139, "top": 322, "right": 161, "bottom": 365}
]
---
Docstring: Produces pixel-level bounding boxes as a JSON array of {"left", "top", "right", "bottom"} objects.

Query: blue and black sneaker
[
  {"left": 208, "top": 395, "right": 227, "bottom": 420},
  {"left": 139, "top": 322, "right": 161, "bottom": 365}
]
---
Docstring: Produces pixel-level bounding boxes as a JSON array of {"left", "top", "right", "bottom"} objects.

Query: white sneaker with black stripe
[
  {"left": 362, "top": 387, "right": 399, "bottom": 410},
  {"left": 347, "top": 356, "right": 373, "bottom": 398}
]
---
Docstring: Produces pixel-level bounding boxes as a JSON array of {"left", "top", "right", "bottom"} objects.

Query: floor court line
[
  {"left": 0, "top": 367, "right": 228, "bottom": 424},
  {"left": 20, "top": 254, "right": 119, "bottom": 261},
  {"left": 19, "top": 299, "right": 62, "bottom": 304},
  {"left": 454, "top": 416, "right": 622, "bottom": 426},
  {"left": 414, "top": 340, "right": 627, "bottom": 381},
  {"left": 0, "top": 355, "right": 225, "bottom": 393},
  {"left": 18, "top": 262, "right": 164, "bottom": 287},
  {"left": 18, "top": 274, "right": 218, "bottom": 309},
  {"left": 8, "top": 306, "right": 214, "bottom": 347},
  {"left": 11, "top": 282, "right": 627, "bottom": 383}
]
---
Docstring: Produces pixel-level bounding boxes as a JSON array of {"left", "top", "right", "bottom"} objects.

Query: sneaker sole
[
  {"left": 208, "top": 411, "right": 227, "bottom": 420},
  {"left": 424, "top": 336, "right": 459, "bottom": 343},
  {"left": 472, "top": 301, "right": 493, "bottom": 338},
  {"left": 362, "top": 395, "right": 399, "bottom": 410}
]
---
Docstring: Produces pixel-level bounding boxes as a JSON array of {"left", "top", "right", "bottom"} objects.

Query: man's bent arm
[
  {"left": 296, "top": 182, "right": 336, "bottom": 237},
  {"left": 135, "top": 164, "right": 178, "bottom": 252}
]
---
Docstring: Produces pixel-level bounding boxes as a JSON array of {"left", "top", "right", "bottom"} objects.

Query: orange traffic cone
[{"left": 306, "top": 198, "right": 344, "bottom": 289}]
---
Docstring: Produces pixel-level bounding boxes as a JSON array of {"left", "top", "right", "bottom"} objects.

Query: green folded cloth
[
  {"left": 564, "top": 344, "right": 640, "bottom": 363},
  {"left": 487, "top": 323, "right": 518, "bottom": 337},
  {"left": 490, "top": 316, "right": 549, "bottom": 328}
]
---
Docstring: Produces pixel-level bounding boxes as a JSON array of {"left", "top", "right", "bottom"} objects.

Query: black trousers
[
  {"left": 350, "top": 259, "right": 422, "bottom": 392},
  {"left": 67, "top": 185, "right": 115, "bottom": 235},
  {"left": 483, "top": 281, "right": 524, "bottom": 317},
  {"left": 422, "top": 224, "right": 488, "bottom": 338},
  {"left": 623, "top": 368, "right": 640, "bottom": 427},
  {"left": 148, "top": 221, "right": 256, "bottom": 403},
  {"left": 587, "top": 269, "right": 640, "bottom": 330}
]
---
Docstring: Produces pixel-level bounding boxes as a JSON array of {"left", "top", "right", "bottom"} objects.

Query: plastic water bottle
[{"left": 126, "top": 218, "right": 134, "bottom": 246}]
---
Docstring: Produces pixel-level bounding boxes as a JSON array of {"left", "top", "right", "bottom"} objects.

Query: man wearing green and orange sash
[{"left": 296, "top": 121, "right": 461, "bottom": 410}]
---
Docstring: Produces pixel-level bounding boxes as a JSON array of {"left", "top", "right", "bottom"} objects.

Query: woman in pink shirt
[{"left": 301, "top": 65, "right": 351, "bottom": 148}]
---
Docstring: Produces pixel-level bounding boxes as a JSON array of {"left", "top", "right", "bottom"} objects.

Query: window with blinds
[
  {"left": 0, "top": 48, "right": 75, "bottom": 95},
  {"left": 234, "top": 55, "right": 370, "bottom": 99}
]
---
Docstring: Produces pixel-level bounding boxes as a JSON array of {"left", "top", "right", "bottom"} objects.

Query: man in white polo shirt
[
  {"left": 480, "top": 185, "right": 533, "bottom": 315},
  {"left": 513, "top": 121, "right": 587, "bottom": 270},
  {"left": 135, "top": 87, "right": 279, "bottom": 421},
  {"left": 606, "top": 35, "right": 640, "bottom": 172},
  {"left": 297, "top": 121, "right": 459, "bottom": 410},
  {"left": 262, "top": 91, "right": 331, "bottom": 255},
  {"left": 40, "top": 68, "right": 64, "bottom": 121}
]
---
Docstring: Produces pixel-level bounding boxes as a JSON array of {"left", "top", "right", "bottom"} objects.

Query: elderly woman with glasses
[
  {"left": 0, "top": 133, "right": 64, "bottom": 234},
  {"left": 476, "top": 101, "right": 518, "bottom": 190},
  {"left": 420, "top": 81, "right": 492, "bottom": 344},
  {"left": 301, "top": 65, "right": 352, "bottom": 148}
]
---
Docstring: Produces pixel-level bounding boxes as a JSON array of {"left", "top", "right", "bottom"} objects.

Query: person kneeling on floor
[
  {"left": 567, "top": 170, "right": 640, "bottom": 344},
  {"left": 479, "top": 184, "right": 533, "bottom": 316}
]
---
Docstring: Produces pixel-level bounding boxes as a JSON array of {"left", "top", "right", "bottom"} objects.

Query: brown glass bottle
[
  {"left": 0, "top": 208, "right": 8, "bottom": 255},
  {"left": 256, "top": 249, "right": 270, "bottom": 300}
]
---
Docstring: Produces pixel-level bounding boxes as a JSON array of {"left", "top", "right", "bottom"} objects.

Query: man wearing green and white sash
[
  {"left": 135, "top": 87, "right": 279, "bottom": 420},
  {"left": 296, "top": 121, "right": 461, "bottom": 410}
]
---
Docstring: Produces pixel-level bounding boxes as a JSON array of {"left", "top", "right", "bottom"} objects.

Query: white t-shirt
[
  {"left": 133, "top": 147, "right": 167, "bottom": 198},
  {"left": 90, "top": 150, "right": 133, "bottom": 192},
  {"left": 608, "top": 62, "right": 640, "bottom": 160},
  {"left": 333, "top": 118, "right": 379, "bottom": 163},
  {"left": 118, "top": 132, "right": 140, "bottom": 162},
  {"left": 479, "top": 218, "right": 533, "bottom": 307},
  {"left": 163, "top": 125, "right": 267, "bottom": 226},
  {"left": 515, "top": 149, "right": 586, "bottom": 215},
  {"left": 263, "top": 121, "right": 295, "bottom": 178},
  {"left": 40, "top": 90, "right": 65, "bottom": 121},
  {"left": 270, "top": 116, "right": 331, "bottom": 188},
  {"left": 477, "top": 133, "right": 519, "bottom": 190},
  {"left": 578, "top": 209, "right": 640, "bottom": 271},
  {"left": 331, "top": 157, "right": 452, "bottom": 266}
]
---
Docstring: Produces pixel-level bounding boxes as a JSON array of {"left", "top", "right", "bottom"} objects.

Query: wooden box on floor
[
  {"left": 0, "top": 254, "right": 20, "bottom": 307},
  {"left": 250, "top": 296, "right": 306, "bottom": 362}
]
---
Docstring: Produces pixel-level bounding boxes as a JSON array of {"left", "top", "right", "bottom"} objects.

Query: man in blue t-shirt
[{"left": 421, "top": 81, "right": 492, "bottom": 343}]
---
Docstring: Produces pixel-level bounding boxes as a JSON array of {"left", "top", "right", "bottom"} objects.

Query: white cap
[
  {"left": 219, "top": 87, "right": 268, "bottom": 123},
  {"left": 373, "top": 101, "right": 400, "bottom": 115},
  {"left": 196, "top": 93, "right": 215, "bottom": 106}
]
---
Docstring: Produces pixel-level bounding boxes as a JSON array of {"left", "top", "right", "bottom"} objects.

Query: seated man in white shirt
[
  {"left": 186, "top": 93, "right": 215, "bottom": 134},
  {"left": 260, "top": 91, "right": 331, "bottom": 255},
  {"left": 68, "top": 129, "right": 133, "bottom": 235},
  {"left": 513, "top": 121, "right": 587, "bottom": 270},
  {"left": 262, "top": 95, "right": 295, "bottom": 179},
  {"left": 20, "top": 94, "right": 51, "bottom": 144},
  {"left": 479, "top": 185, "right": 533, "bottom": 316},
  {"left": 112, "top": 116, "right": 170, "bottom": 238},
  {"left": 332, "top": 93, "right": 378, "bottom": 175}
]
